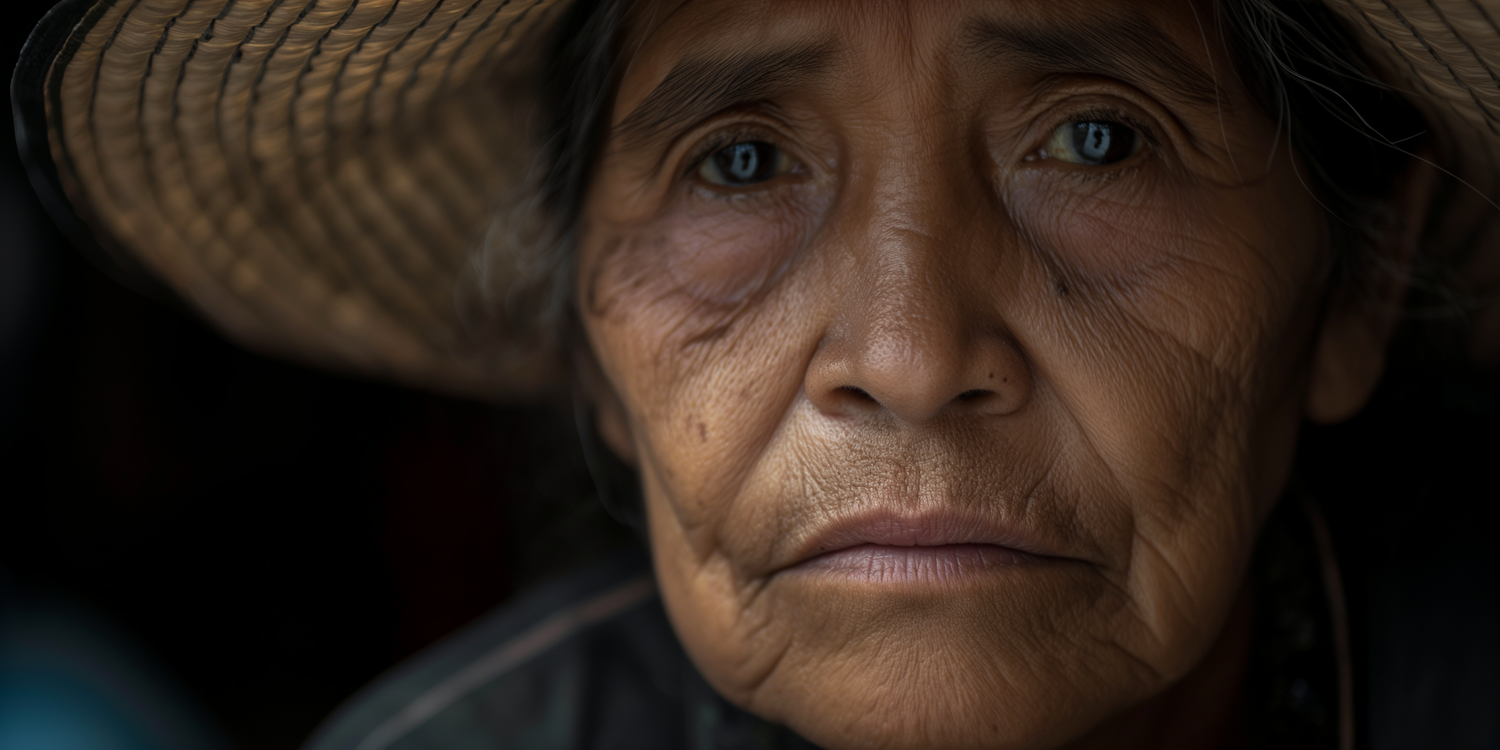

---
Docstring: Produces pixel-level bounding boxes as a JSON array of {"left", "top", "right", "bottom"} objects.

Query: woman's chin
[
  {"left": 745, "top": 636, "right": 1135, "bottom": 750},
  {"left": 676, "top": 564, "right": 1151, "bottom": 750}
]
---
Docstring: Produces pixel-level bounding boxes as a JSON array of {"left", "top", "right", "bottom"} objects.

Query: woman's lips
[
  {"left": 794, "top": 543, "right": 1043, "bottom": 583},
  {"left": 783, "top": 510, "right": 1064, "bottom": 582}
]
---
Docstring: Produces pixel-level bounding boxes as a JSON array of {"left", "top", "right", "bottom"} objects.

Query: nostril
[
  {"left": 957, "top": 389, "right": 991, "bottom": 401},
  {"left": 838, "top": 385, "right": 878, "bottom": 403}
]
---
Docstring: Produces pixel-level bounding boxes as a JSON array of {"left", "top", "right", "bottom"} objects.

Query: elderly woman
[{"left": 13, "top": 0, "right": 1499, "bottom": 747}]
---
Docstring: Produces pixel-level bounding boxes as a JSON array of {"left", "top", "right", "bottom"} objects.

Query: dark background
[
  {"left": 0, "top": 3, "right": 627, "bottom": 747},
  {"left": 2, "top": 2, "right": 1496, "bottom": 749}
]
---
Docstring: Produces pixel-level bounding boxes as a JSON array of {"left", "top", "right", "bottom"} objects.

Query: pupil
[
  {"left": 1070, "top": 122, "right": 1133, "bottom": 164},
  {"left": 715, "top": 142, "right": 773, "bottom": 184},
  {"left": 732, "top": 144, "right": 758, "bottom": 178}
]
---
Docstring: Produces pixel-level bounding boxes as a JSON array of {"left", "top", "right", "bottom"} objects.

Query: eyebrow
[
  {"left": 611, "top": 42, "right": 834, "bottom": 154},
  {"left": 962, "top": 14, "right": 1222, "bottom": 109}
]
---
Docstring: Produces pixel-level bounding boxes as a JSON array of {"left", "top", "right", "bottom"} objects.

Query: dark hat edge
[{"left": 11, "top": 0, "right": 177, "bottom": 304}]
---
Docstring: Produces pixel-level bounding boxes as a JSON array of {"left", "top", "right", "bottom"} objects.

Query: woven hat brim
[{"left": 17, "top": 0, "right": 571, "bottom": 400}]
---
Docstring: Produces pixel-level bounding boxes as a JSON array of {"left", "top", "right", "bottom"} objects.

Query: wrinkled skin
[{"left": 574, "top": 0, "right": 1431, "bottom": 747}]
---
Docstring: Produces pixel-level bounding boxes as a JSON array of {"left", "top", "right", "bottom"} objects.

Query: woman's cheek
[
  {"left": 585, "top": 185, "right": 825, "bottom": 437},
  {"left": 674, "top": 190, "right": 822, "bottom": 304},
  {"left": 1004, "top": 170, "right": 1190, "bottom": 279},
  {"left": 603, "top": 188, "right": 821, "bottom": 321},
  {"left": 1004, "top": 171, "right": 1275, "bottom": 358}
]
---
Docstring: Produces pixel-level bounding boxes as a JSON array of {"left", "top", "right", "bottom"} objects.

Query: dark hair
[
  {"left": 1222, "top": 0, "right": 1433, "bottom": 297},
  {"left": 536, "top": 0, "right": 629, "bottom": 240},
  {"left": 532, "top": 0, "right": 642, "bottom": 528},
  {"left": 474, "top": 0, "right": 628, "bottom": 360}
]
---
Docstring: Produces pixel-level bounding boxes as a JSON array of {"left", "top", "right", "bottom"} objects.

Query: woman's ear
[
  {"left": 574, "top": 344, "right": 640, "bottom": 465},
  {"left": 1305, "top": 156, "right": 1440, "bottom": 424}
]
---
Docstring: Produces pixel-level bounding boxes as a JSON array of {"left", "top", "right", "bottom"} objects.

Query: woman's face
[{"left": 575, "top": 0, "right": 1385, "bottom": 747}]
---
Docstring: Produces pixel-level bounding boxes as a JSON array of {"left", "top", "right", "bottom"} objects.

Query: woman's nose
[{"left": 805, "top": 246, "right": 1032, "bottom": 424}]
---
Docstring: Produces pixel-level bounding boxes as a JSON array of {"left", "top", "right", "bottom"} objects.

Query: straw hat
[{"left": 13, "top": 0, "right": 1500, "bottom": 399}]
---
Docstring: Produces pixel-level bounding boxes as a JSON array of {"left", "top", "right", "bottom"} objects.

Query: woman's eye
[
  {"left": 698, "top": 141, "right": 789, "bottom": 187},
  {"left": 1042, "top": 120, "right": 1141, "bottom": 166}
]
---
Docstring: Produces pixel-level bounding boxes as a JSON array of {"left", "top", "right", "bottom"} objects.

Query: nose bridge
[
  {"left": 856, "top": 119, "right": 1000, "bottom": 348},
  {"left": 847, "top": 218, "right": 982, "bottom": 405},
  {"left": 807, "top": 152, "right": 1031, "bottom": 424},
  {"left": 855, "top": 125, "right": 983, "bottom": 290},
  {"left": 858, "top": 244, "right": 972, "bottom": 411},
  {"left": 869, "top": 124, "right": 976, "bottom": 254},
  {"left": 858, "top": 223, "right": 969, "bottom": 359}
]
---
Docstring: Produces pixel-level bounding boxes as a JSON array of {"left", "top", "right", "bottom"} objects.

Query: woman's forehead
[{"left": 612, "top": 0, "right": 1230, "bottom": 132}]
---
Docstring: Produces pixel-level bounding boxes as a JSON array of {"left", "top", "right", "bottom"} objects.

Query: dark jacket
[{"left": 303, "top": 548, "right": 816, "bottom": 750}]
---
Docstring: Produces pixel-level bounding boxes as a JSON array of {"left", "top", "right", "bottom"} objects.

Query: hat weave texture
[
  {"left": 38, "top": 0, "right": 565, "bottom": 397},
  {"left": 1330, "top": 0, "right": 1500, "bottom": 187}
]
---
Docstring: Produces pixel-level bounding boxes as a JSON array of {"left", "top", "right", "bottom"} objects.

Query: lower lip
[{"left": 793, "top": 543, "right": 1042, "bottom": 583}]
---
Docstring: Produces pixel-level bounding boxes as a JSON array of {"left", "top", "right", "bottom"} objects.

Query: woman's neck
[{"left": 1065, "top": 579, "right": 1254, "bottom": 750}]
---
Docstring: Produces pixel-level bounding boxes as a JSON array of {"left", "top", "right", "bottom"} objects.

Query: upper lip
[{"left": 785, "top": 507, "right": 1066, "bottom": 569}]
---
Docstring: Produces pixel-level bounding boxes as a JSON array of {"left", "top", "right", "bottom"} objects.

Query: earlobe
[
  {"left": 1305, "top": 309, "right": 1393, "bottom": 424},
  {"left": 595, "top": 392, "right": 639, "bottom": 465},
  {"left": 1305, "top": 156, "right": 1440, "bottom": 424}
]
